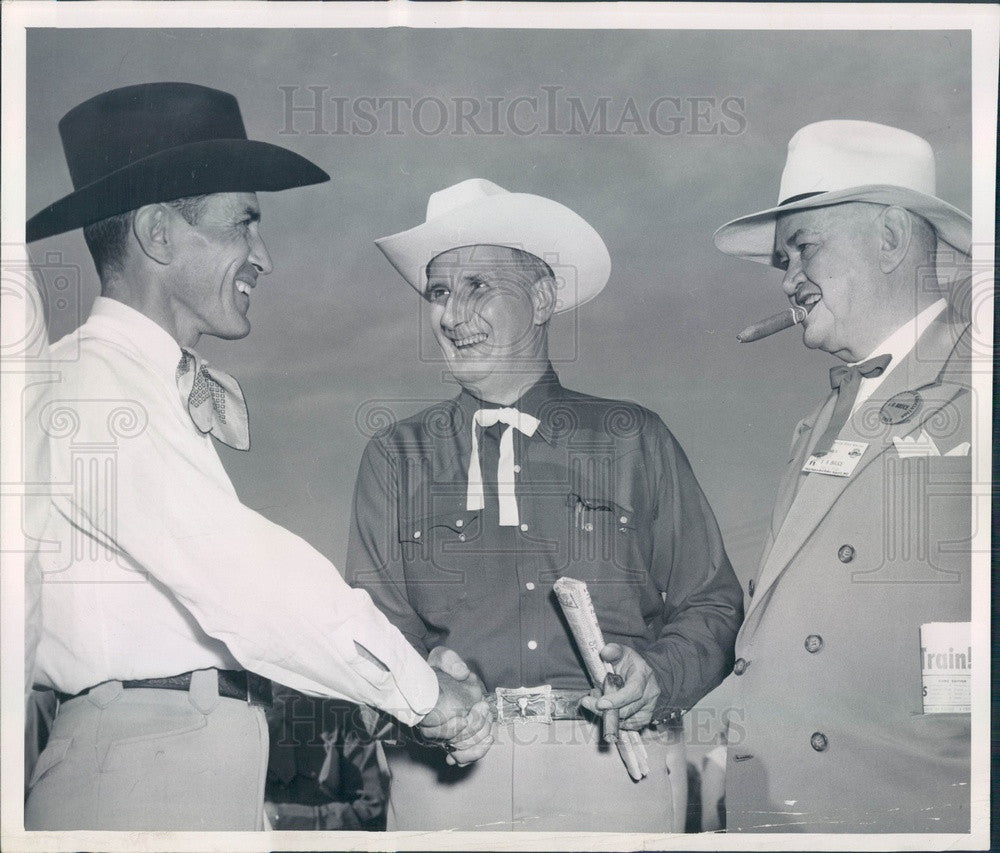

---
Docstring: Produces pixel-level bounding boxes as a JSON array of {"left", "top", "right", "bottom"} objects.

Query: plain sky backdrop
[{"left": 25, "top": 27, "right": 971, "bottom": 586}]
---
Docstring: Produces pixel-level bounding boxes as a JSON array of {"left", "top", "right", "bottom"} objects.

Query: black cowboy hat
[{"left": 26, "top": 82, "right": 330, "bottom": 243}]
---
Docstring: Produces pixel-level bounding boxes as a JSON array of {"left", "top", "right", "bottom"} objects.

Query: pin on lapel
[{"left": 879, "top": 390, "right": 922, "bottom": 425}]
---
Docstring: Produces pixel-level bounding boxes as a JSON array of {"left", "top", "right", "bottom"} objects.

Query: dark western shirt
[{"left": 346, "top": 370, "right": 743, "bottom": 720}]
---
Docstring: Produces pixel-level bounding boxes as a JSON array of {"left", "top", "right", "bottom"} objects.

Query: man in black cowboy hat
[
  {"left": 714, "top": 120, "right": 974, "bottom": 832},
  {"left": 23, "top": 83, "right": 490, "bottom": 831}
]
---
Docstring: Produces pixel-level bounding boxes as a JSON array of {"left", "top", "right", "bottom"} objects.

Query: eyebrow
[{"left": 782, "top": 228, "right": 815, "bottom": 247}]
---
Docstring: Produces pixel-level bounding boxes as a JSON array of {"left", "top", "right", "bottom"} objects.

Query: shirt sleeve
[
  {"left": 640, "top": 417, "right": 744, "bottom": 717},
  {"left": 49, "top": 349, "right": 439, "bottom": 726},
  {"left": 345, "top": 436, "right": 434, "bottom": 655}
]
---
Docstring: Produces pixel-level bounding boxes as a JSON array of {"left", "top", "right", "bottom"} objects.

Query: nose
[
  {"left": 440, "top": 291, "right": 462, "bottom": 331},
  {"left": 249, "top": 228, "right": 273, "bottom": 276},
  {"left": 781, "top": 259, "right": 803, "bottom": 297}
]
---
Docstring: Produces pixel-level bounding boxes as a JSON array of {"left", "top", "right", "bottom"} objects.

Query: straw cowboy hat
[
  {"left": 27, "top": 82, "right": 329, "bottom": 243},
  {"left": 713, "top": 120, "right": 971, "bottom": 267},
  {"left": 375, "top": 179, "right": 611, "bottom": 313}
]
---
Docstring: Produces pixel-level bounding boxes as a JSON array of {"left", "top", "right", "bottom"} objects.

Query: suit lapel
[{"left": 745, "top": 316, "right": 970, "bottom": 624}]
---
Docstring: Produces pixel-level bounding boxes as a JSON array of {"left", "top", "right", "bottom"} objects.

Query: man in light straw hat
[
  {"left": 714, "top": 120, "right": 973, "bottom": 832},
  {"left": 347, "top": 178, "right": 743, "bottom": 831},
  {"left": 23, "top": 83, "right": 487, "bottom": 830}
]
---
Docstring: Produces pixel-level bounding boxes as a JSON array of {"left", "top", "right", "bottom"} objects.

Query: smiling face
[
  {"left": 166, "top": 192, "right": 272, "bottom": 346},
  {"left": 774, "top": 202, "right": 905, "bottom": 362},
  {"left": 424, "top": 245, "right": 553, "bottom": 399}
]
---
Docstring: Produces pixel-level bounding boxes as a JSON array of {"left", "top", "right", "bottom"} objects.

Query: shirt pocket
[
  {"left": 561, "top": 493, "right": 650, "bottom": 637},
  {"left": 396, "top": 509, "right": 483, "bottom": 615},
  {"left": 565, "top": 492, "right": 645, "bottom": 581}
]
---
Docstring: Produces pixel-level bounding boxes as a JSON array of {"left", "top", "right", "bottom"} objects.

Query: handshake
[{"left": 415, "top": 647, "right": 494, "bottom": 766}]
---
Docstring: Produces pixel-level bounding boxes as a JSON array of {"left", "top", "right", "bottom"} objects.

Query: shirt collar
[
  {"left": 854, "top": 298, "right": 948, "bottom": 378},
  {"left": 455, "top": 366, "right": 566, "bottom": 445},
  {"left": 85, "top": 297, "right": 184, "bottom": 382}
]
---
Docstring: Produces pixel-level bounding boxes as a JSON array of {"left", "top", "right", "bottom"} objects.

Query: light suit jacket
[{"left": 725, "top": 313, "right": 973, "bottom": 833}]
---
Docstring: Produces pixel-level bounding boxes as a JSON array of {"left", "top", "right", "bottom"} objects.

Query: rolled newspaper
[{"left": 553, "top": 576, "right": 650, "bottom": 780}]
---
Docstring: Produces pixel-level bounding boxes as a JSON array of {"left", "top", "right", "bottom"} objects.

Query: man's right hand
[{"left": 416, "top": 646, "right": 493, "bottom": 766}]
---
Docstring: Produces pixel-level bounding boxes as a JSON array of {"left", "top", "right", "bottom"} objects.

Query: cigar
[
  {"left": 737, "top": 305, "right": 808, "bottom": 343},
  {"left": 601, "top": 672, "right": 625, "bottom": 743}
]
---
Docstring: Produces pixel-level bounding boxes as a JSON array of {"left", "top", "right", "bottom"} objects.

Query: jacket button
[
  {"left": 748, "top": 579, "right": 755, "bottom": 598},
  {"left": 733, "top": 658, "right": 749, "bottom": 676},
  {"left": 810, "top": 732, "right": 828, "bottom": 752},
  {"left": 837, "top": 544, "right": 855, "bottom": 563},
  {"left": 804, "top": 634, "right": 823, "bottom": 653}
]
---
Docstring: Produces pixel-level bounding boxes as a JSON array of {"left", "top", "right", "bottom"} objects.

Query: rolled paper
[{"left": 553, "top": 577, "right": 650, "bottom": 780}]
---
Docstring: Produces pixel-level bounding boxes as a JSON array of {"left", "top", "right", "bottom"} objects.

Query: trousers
[
  {"left": 24, "top": 670, "right": 269, "bottom": 830},
  {"left": 384, "top": 718, "right": 684, "bottom": 832}
]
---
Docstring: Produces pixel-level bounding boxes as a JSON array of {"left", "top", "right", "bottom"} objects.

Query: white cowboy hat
[
  {"left": 713, "top": 120, "right": 971, "bottom": 266},
  {"left": 375, "top": 179, "right": 611, "bottom": 313}
]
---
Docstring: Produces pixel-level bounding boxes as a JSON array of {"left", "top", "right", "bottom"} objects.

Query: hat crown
[
  {"left": 426, "top": 178, "right": 509, "bottom": 221},
  {"left": 59, "top": 83, "right": 248, "bottom": 189},
  {"left": 778, "top": 120, "right": 936, "bottom": 204}
]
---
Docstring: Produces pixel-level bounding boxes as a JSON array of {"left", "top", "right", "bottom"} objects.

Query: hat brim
[
  {"left": 713, "top": 184, "right": 971, "bottom": 267},
  {"left": 26, "top": 138, "right": 329, "bottom": 242},
  {"left": 374, "top": 193, "right": 611, "bottom": 314}
]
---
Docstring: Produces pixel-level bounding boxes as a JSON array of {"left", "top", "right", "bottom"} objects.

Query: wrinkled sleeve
[
  {"left": 49, "top": 351, "right": 439, "bottom": 726},
  {"left": 345, "top": 436, "right": 433, "bottom": 655},
  {"left": 642, "top": 418, "right": 743, "bottom": 717}
]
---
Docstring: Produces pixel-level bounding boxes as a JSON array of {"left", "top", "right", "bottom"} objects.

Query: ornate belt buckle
[{"left": 495, "top": 685, "right": 552, "bottom": 723}]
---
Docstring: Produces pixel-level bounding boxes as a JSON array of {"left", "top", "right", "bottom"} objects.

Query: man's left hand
[{"left": 579, "top": 643, "right": 661, "bottom": 730}]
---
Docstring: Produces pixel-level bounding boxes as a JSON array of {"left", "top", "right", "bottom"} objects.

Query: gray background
[{"left": 26, "top": 27, "right": 972, "bottom": 589}]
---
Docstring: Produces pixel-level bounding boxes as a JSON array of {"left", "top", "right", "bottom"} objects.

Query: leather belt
[
  {"left": 488, "top": 685, "right": 590, "bottom": 722},
  {"left": 56, "top": 669, "right": 273, "bottom": 708}
]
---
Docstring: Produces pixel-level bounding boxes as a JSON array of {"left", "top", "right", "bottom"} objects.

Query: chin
[{"left": 214, "top": 322, "right": 252, "bottom": 341}]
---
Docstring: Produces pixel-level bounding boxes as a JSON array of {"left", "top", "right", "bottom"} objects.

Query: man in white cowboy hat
[
  {"left": 714, "top": 120, "right": 973, "bottom": 832},
  {"left": 347, "top": 178, "right": 743, "bottom": 831},
  {"left": 23, "top": 83, "right": 488, "bottom": 831}
]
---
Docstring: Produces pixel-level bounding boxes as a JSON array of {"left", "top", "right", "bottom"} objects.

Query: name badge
[{"left": 802, "top": 440, "right": 869, "bottom": 477}]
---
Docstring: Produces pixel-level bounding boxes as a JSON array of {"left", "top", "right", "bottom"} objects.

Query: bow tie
[
  {"left": 812, "top": 353, "right": 892, "bottom": 457},
  {"left": 176, "top": 349, "right": 250, "bottom": 450},
  {"left": 829, "top": 353, "right": 893, "bottom": 390},
  {"left": 467, "top": 407, "right": 540, "bottom": 526}
]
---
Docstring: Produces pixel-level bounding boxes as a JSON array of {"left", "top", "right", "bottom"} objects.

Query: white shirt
[
  {"left": 850, "top": 298, "right": 947, "bottom": 414},
  {"left": 28, "top": 297, "right": 438, "bottom": 725}
]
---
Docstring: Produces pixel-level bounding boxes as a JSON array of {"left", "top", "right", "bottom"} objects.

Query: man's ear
[
  {"left": 878, "top": 206, "right": 913, "bottom": 274},
  {"left": 532, "top": 275, "right": 557, "bottom": 325},
  {"left": 132, "top": 204, "right": 173, "bottom": 266}
]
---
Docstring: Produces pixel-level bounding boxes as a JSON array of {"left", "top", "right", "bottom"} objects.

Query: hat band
[{"left": 778, "top": 191, "right": 826, "bottom": 206}]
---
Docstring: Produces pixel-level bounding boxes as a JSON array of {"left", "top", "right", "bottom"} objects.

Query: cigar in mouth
[{"left": 737, "top": 305, "right": 808, "bottom": 343}]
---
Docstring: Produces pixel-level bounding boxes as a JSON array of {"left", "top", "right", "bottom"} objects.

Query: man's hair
[
  {"left": 508, "top": 247, "right": 555, "bottom": 286},
  {"left": 82, "top": 194, "right": 210, "bottom": 282}
]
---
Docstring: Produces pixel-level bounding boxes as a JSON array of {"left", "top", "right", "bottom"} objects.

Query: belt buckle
[
  {"left": 245, "top": 672, "right": 272, "bottom": 708},
  {"left": 495, "top": 685, "right": 552, "bottom": 723}
]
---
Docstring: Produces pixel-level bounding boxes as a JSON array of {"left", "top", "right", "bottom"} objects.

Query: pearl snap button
[
  {"left": 527, "top": 640, "right": 538, "bottom": 650},
  {"left": 456, "top": 519, "right": 464, "bottom": 528},
  {"left": 525, "top": 582, "right": 535, "bottom": 590},
  {"left": 520, "top": 523, "right": 529, "bottom": 532},
  {"left": 413, "top": 530, "right": 421, "bottom": 539}
]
